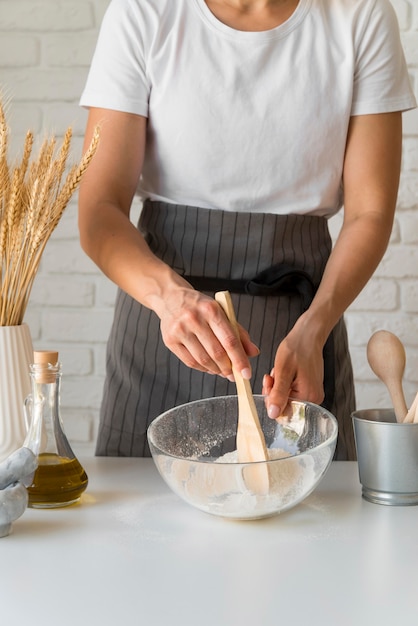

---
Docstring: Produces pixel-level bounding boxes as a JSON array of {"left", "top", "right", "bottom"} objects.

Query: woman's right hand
[{"left": 157, "top": 284, "right": 259, "bottom": 380}]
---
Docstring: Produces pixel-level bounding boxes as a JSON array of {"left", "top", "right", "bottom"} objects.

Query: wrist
[
  {"left": 292, "top": 304, "right": 335, "bottom": 349},
  {"left": 142, "top": 265, "right": 194, "bottom": 317}
]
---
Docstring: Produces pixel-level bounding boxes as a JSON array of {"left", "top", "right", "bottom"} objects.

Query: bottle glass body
[{"left": 24, "top": 361, "right": 88, "bottom": 508}]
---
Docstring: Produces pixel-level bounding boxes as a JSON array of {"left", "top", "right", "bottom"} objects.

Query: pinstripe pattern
[{"left": 97, "top": 201, "right": 356, "bottom": 460}]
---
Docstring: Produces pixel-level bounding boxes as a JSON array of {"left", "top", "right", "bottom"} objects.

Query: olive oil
[
  {"left": 28, "top": 453, "right": 88, "bottom": 508},
  {"left": 24, "top": 350, "right": 89, "bottom": 509}
]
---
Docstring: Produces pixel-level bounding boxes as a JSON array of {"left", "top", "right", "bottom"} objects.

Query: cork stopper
[
  {"left": 34, "top": 351, "right": 59, "bottom": 366},
  {"left": 33, "top": 350, "right": 59, "bottom": 383}
]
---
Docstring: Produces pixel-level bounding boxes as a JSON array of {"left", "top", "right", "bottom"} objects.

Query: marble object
[{"left": 0, "top": 447, "right": 37, "bottom": 537}]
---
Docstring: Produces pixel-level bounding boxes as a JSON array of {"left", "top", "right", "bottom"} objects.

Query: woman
[{"left": 79, "top": 0, "right": 416, "bottom": 459}]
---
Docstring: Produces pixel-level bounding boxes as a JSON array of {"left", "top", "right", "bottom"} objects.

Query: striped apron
[{"left": 96, "top": 200, "right": 356, "bottom": 460}]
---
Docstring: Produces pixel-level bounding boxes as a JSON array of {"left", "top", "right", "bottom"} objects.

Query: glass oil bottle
[{"left": 24, "top": 350, "right": 88, "bottom": 508}]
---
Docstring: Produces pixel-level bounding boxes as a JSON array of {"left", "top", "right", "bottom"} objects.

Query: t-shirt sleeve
[
  {"left": 80, "top": 0, "right": 150, "bottom": 116},
  {"left": 351, "top": 0, "right": 416, "bottom": 115}
]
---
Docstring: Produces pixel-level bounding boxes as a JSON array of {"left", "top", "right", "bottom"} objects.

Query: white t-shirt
[{"left": 80, "top": 0, "right": 416, "bottom": 217}]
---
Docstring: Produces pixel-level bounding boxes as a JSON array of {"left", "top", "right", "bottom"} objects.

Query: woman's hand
[
  {"left": 158, "top": 286, "right": 259, "bottom": 380},
  {"left": 262, "top": 314, "right": 325, "bottom": 419}
]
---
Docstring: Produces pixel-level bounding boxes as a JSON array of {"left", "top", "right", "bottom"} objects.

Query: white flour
[
  {"left": 207, "top": 447, "right": 316, "bottom": 518},
  {"left": 159, "top": 446, "right": 318, "bottom": 520}
]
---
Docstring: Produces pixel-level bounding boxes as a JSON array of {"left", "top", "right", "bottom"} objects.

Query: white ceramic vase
[{"left": 0, "top": 324, "right": 33, "bottom": 462}]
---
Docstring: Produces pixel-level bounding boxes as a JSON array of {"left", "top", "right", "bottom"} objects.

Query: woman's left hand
[{"left": 262, "top": 315, "right": 325, "bottom": 419}]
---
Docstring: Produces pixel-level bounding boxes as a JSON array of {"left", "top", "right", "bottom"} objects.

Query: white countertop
[{"left": 1, "top": 458, "right": 417, "bottom": 626}]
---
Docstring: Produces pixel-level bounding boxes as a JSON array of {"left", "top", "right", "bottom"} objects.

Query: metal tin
[{"left": 352, "top": 409, "right": 418, "bottom": 505}]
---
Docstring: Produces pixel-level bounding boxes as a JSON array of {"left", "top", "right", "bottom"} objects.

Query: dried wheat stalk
[{"left": 0, "top": 100, "right": 100, "bottom": 326}]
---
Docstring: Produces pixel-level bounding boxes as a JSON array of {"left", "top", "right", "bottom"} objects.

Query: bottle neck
[
  {"left": 30, "top": 361, "right": 61, "bottom": 385},
  {"left": 25, "top": 365, "right": 63, "bottom": 456}
]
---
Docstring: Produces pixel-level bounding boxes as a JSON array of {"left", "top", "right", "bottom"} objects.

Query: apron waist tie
[{"left": 183, "top": 263, "right": 315, "bottom": 309}]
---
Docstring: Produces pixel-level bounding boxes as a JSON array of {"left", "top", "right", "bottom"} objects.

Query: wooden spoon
[
  {"left": 367, "top": 330, "right": 408, "bottom": 423},
  {"left": 215, "top": 291, "right": 269, "bottom": 494}
]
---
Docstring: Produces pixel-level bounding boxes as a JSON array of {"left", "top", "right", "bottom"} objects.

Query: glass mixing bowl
[{"left": 147, "top": 395, "right": 338, "bottom": 520}]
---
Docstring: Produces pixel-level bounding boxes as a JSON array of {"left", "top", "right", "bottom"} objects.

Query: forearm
[
  {"left": 79, "top": 200, "right": 192, "bottom": 313},
  {"left": 298, "top": 209, "right": 393, "bottom": 346},
  {"left": 78, "top": 108, "right": 192, "bottom": 315},
  {"left": 264, "top": 210, "right": 396, "bottom": 416},
  {"left": 80, "top": 201, "right": 259, "bottom": 377}
]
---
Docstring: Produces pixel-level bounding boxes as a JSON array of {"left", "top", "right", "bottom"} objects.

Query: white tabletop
[{"left": 1, "top": 458, "right": 417, "bottom": 626}]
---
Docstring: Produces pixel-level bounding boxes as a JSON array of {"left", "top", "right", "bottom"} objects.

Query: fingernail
[
  {"left": 268, "top": 404, "right": 280, "bottom": 420},
  {"left": 241, "top": 368, "right": 251, "bottom": 380},
  {"left": 227, "top": 374, "right": 235, "bottom": 383}
]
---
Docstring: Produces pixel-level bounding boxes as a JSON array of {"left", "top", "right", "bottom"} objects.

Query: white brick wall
[{"left": 0, "top": 0, "right": 417, "bottom": 455}]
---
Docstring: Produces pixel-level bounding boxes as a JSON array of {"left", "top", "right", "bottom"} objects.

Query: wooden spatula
[
  {"left": 215, "top": 291, "right": 269, "bottom": 494},
  {"left": 403, "top": 391, "right": 418, "bottom": 424}
]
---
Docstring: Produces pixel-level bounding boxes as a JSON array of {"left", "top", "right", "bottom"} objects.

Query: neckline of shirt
[{"left": 192, "top": 0, "right": 311, "bottom": 40}]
